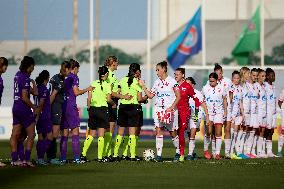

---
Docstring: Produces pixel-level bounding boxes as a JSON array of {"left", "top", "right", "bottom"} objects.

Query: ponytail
[
  {"left": 127, "top": 63, "right": 140, "bottom": 87},
  {"left": 98, "top": 66, "right": 109, "bottom": 90}
]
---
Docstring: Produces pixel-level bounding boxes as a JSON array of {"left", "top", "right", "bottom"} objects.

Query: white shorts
[
  {"left": 258, "top": 114, "right": 267, "bottom": 128},
  {"left": 209, "top": 113, "right": 224, "bottom": 125},
  {"left": 153, "top": 106, "right": 178, "bottom": 132},
  {"left": 250, "top": 113, "right": 258, "bottom": 129},
  {"left": 226, "top": 107, "right": 232, "bottom": 122},
  {"left": 188, "top": 118, "right": 201, "bottom": 130},
  {"left": 232, "top": 116, "right": 242, "bottom": 126},
  {"left": 266, "top": 113, "right": 276, "bottom": 129},
  {"left": 244, "top": 113, "right": 250, "bottom": 126},
  {"left": 281, "top": 110, "right": 284, "bottom": 130}
]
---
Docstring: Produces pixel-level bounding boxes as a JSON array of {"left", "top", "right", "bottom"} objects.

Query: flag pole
[
  {"left": 89, "top": 0, "right": 94, "bottom": 83},
  {"left": 260, "top": 0, "right": 265, "bottom": 68},
  {"left": 146, "top": 0, "right": 151, "bottom": 119},
  {"left": 201, "top": 0, "right": 206, "bottom": 67}
]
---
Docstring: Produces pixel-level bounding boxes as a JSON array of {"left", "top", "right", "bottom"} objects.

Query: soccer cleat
[
  {"left": 231, "top": 153, "right": 242, "bottom": 160},
  {"left": 23, "top": 161, "right": 35, "bottom": 167},
  {"left": 246, "top": 154, "right": 257, "bottom": 159},
  {"left": 257, "top": 153, "right": 268, "bottom": 158},
  {"left": 173, "top": 153, "right": 180, "bottom": 162},
  {"left": 73, "top": 158, "right": 86, "bottom": 164},
  {"left": 225, "top": 153, "right": 231, "bottom": 159},
  {"left": 0, "top": 162, "right": 6, "bottom": 167},
  {"left": 179, "top": 155, "right": 185, "bottom": 162},
  {"left": 36, "top": 159, "right": 48, "bottom": 166},
  {"left": 204, "top": 151, "right": 212, "bottom": 160},
  {"left": 215, "top": 154, "right": 222, "bottom": 160},
  {"left": 135, "top": 156, "right": 141, "bottom": 161},
  {"left": 112, "top": 156, "right": 120, "bottom": 162},
  {"left": 80, "top": 154, "right": 89, "bottom": 163},
  {"left": 267, "top": 153, "right": 279, "bottom": 158},
  {"left": 97, "top": 158, "right": 107, "bottom": 163},
  {"left": 238, "top": 154, "right": 250, "bottom": 159},
  {"left": 155, "top": 156, "right": 163, "bottom": 162},
  {"left": 11, "top": 161, "right": 23, "bottom": 166},
  {"left": 60, "top": 159, "right": 67, "bottom": 165},
  {"left": 49, "top": 158, "right": 63, "bottom": 165},
  {"left": 121, "top": 155, "right": 131, "bottom": 161},
  {"left": 107, "top": 155, "right": 114, "bottom": 162},
  {"left": 130, "top": 157, "right": 140, "bottom": 161},
  {"left": 277, "top": 152, "right": 283, "bottom": 157}
]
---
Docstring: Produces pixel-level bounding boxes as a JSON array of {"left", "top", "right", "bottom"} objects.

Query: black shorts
[
  {"left": 51, "top": 102, "right": 63, "bottom": 125},
  {"left": 138, "top": 105, "right": 143, "bottom": 127},
  {"left": 88, "top": 107, "right": 109, "bottom": 129},
  {"left": 108, "top": 105, "right": 117, "bottom": 122},
  {"left": 118, "top": 104, "right": 141, "bottom": 127}
]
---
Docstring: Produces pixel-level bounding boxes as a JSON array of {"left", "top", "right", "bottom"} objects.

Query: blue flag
[{"left": 167, "top": 7, "right": 202, "bottom": 69}]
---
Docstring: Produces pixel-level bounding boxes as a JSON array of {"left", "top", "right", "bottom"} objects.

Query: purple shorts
[
  {"left": 36, "top": 118, "right": 52, "bottom": 134},
  {"left": 12, "top": 107, "right": 35, "bottom": 128},
  {"left": 61, "top": 105, "right": 80, "bottom": 130}
]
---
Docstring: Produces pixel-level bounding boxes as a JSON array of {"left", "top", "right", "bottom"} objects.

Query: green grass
[{"left": 0, "top": 140, "right": 284, "bottom": 189}]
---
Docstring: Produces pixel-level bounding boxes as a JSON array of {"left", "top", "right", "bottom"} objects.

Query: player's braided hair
[
  {"left": 127, "top": 63, "right": 140, "bottom": 87},
  {"left": 98, "top": 66, "right": 109, "bottom": 90},
  {"left": 19, "top": 56, "right": 35, "bottom": 72}
]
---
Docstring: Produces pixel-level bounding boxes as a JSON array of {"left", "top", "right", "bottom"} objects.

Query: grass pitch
[{"left": 0, "top": 140, "right": 283, "bottom": 189}]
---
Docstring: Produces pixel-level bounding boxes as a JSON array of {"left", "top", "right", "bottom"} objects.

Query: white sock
[
  {"left": 243, "top": 132, "right": 250, "bottom": 154},
  {"left": 204, "top": 135, "right": 211, "bottom": 151},
  {"left": 235, "top": 130, "right": 243, "bottom": 155},
  {"left": 212, "top": 138, "right": 216, "bottom": 155},
  {"left": 156, "top": 135, "right": 163, "bottom": 157},
  {"left": 252, "top": 135, "right": 258, "bottom": 155},
  {"left": 278, "top": 134, "right": 284, "bottom": 153},
  {"left": 172, "top": 135, "right": 180, "bottom": 154},
  {"left": 188, "top": 138, "right": 195, "bottom": 155},
  {"left": 246, "top": 131, "right": 255, "bottom": 154},
  {"left": 239, "top": 132, "right": 246, "bottom": 154},
  {"left": 224, "top": 139, "right": 231, "bottom": 155},
  {"left": 230, "top": 132, "right": 238, "bottom": 155},
  {"left": 266, "top": 140, "right": 272, "bottom": 154},
  {"left": 262, "top": 138, "right": 266, "bottom": 154},
  {"left": 215, "top": 137, "right": 222, "bottom": 155},
  {"left": 257, "top": 137, "right": 264, "bottom": 155}
]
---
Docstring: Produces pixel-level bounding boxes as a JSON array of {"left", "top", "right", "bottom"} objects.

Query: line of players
[{"left": 1, "top": 56, "right": 284, "bottom": 166}]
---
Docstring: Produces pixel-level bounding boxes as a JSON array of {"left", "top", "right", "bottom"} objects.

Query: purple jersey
[
  {"left": 64, "top": 73, "right": 79, "bottom": 106},
  {"left": 0, "top": 75, "right": 3, "bottom": 105},
  {"left": 13, "top": 71, "right": 31, "bottom": 111},
  {"left": 61, "top": 73, "right": 80, "bottom": 129},
  {"left": 36, "top": 84, "right": 51, "bottom": 120}
]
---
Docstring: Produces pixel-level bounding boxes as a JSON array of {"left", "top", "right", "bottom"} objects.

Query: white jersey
[
  {"left": 189, "top": 89, "right": 204, "bottom": 117},
  {"left": 202, "top": 84, "right": 226, "bottom": 115},
  {"left": 150, "top": 76, "right": 179, "bottom": 108},
  {"left": 250, "top": 82, "right": 259, "bottom": 114},
  {"left": 265, "top": 82, "right": 276, "bottom": 115},
  {"left": 255, "top": 82, "right": 267, "bottom": 118},
  {"left": 279, "top": 89, "right": 284, "bottom": 105},
  {"left": 242, "top": 82, "right": 253, "bottom": 114},
  {"left": 229, "top": 84, "right": 243, "bottom": 118}
]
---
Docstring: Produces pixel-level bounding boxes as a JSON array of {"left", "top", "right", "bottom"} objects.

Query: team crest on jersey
[{"left": 178, "top": 26, "right": 198, "bottom": 55}]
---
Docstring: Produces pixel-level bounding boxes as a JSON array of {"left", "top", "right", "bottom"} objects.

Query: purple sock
[
  {"left": 45, "top": 139, "right": 52, "bottom": 157},
  {"left": 17, "top": 141, "right": 25, "bottom": 161},
  {"left": 60, "top": 136, "right": 68, "bottom": 160},
  {"left": 72, "top": 135, "right": 80, "bottom": 160},
  {"left": 36, "top": 140, "right": 45, "bottom": 159},
  {"left": 11, "top": 151, "right": 18, "bottom": 162},
  {"left": 25, "top": 150, "right": 31, "bottom": 161}
]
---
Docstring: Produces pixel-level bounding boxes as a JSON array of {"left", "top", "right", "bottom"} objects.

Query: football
[{"left": 143, "top": 149, "right": 155, "bottom": 161}]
